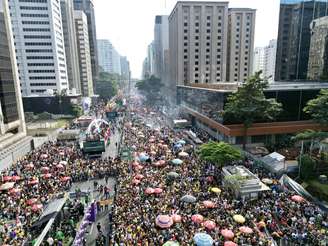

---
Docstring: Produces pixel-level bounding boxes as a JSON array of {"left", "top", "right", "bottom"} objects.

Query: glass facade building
[{"left": 275, "top": 0, "right": 328, "bottom": 81}]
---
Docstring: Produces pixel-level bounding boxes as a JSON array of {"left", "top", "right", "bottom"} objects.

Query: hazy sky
[{"left": 95, "top": 0, "right": 280, "bottom": 78}]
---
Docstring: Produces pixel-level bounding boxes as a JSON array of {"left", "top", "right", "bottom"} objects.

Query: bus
[{"left": 172, "top": 119, "right": 191, "bottom": 129}]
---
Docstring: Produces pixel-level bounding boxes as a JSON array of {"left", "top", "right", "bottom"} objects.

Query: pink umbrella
[
  {"left": 59, "top": 151, "right": 65, "bottom": 156},
  {"left": 41, "top": 154, "right": 48, "bottom": 159},
  {"left": 206, "top": 176, "right": 214, "bottom": 182},
  {"left": 31, "top": 204, "right": 43, "bottom": 212},
  {"left": 149, "top": 138, "right": 155, "bottom": 143},
  {"left": 41, "top": 167, "right": 50, "bottom": 173},
  {"left": 9, "top": 188, "right": 21, "bottom": 195},
  {"left": 56, "top": 164, "right": 64, "bottom": 169},
  {"left": 132, "top": 179, "right": 141, "bottom": 185},
  {"left": 191, "top": 214, "right": 204, "bottom": 224},
  {"left": 154, "top": 188, "right": 163, "bottom": 194},
  {"left": 28, "top": 179, "right": 39, "bottom": 185},
  {"left": 26, "top": 198, "right": 38, "bottom": 206},
  {"left": 154, "top": 161, "right": 161, "bottom": 167},
  {"left": 132, "top": 161, "right": 139, "bottom": 167},
  {"left": 172, "top": 214, "right": 182, "bottom": 223},
  {"left": 221, "top": 229, "right": 234, "bottom": 239},
  {"left": 60, "top": 176, "right": 71, "bottom": 182},
  {"left": 12, "top": 176, "right": 21, "bottom": 182},
  {"left": 25, "top": 163, "right": 34, "bottom": 169},
  {"left": 239, "top": 226, "right": 253, "bottom": 234},
  {"left": 224, "top": 241, "right": 237, "bottom": 246},
  {"left": 159, "top": 160, "right": 166, "bottom": 166},
  {"left": 145, "top": 187, "right": 155, "bottom": 194},
  {"left": 203, "top": 200, "right": 216, "bottom": 208},
  {"left": 203, "top": 220, "right": 216, "bottom": 230},
  {"left": 3, "top": 176, "right": 12, "bottom": 182},
  {"left": 135, "top": 165, "right": 144, "bottom": 171},
  {"left": 291, "top": 195, "right": 305, "bottom": 203},
  {"left": 155, "top": 215, "right": 173, "bottom": 229},
  {"left": 42, "top": 173, "right": 52, "bottom": 179},
  {"left": 134, "top": 174, "right": 144, "bottom": 180}
]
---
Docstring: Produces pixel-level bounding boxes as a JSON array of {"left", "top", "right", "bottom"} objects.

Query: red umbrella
[
  {"left": 172, "top": 214, "right": 182, "bottom": 223},
  {"left": 155, "top": 215, "right": 173, "bottom": 229},
  {"left": 145, "top": 187, "right": 155, "bottom": 194},
  {"left": 239, "top": 226, "right": 253, "bottom": 234},
  {"left": 26, "top": 198, "right": 38, "bottom": 206},
  {"left": 203, "top": 220, "right": 216, "bottom": 230},
  {"left": 221, "top": 229, "right": 234, "bottom": 239},
  {"left": 291, "top": 195, "right": 305, "bottom": 203},
  {"left": 42, "top": 173, "right": 52, "bottom": 179},
  {"left": 191, "top": 214, "right": 204, "bottom": 224},
  {"left": 31, "top": 204, "right": 43, "bottom": 212},
  {"left": 132, "top": 178, "right": 141, "bottom": 185},
  {"left": 3, "top": 176, "right": 12, "bottom": 182},
  {"left": 12, "top": 176, "right": 21, "bottom": 182},
  {"left": 41, "top": 167, "right": 50, "bottom": 173},
  {"left": 60, "top": 176, "right": 71, "bottom": 182},
  {"left": 224, "top": 241, "right": 237, "bottom": 246},
  {"left": 28, "top": 179, "right": 39, "bottom": 185},
  {"left": 203, "top": 200, "right": 216, "bottom": 208},
  {"left": 154, "top": 188, "right": 163, "bottom": 194},
  {"left": 134, "top": 174, "right": 144, "bottom": 180},
  {"left": 56, "top": 164, "right": 64, "bottom": 169}
]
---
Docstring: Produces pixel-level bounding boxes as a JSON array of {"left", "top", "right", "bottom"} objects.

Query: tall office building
[
  {"left": 73, "top": 0, "right": 98, "bottom": 85},
  {"left": 169, "top": 1, "right": 229, "bottom": 85},
  {"left": 253, "top": 40, "right": 277, "bottom": 81},
  {"left": 61, "top": 0, "right": 81, "bottom": 94},
  {"left": 0, "top": 0, "right": 27, "bottom": 154},
  {"left": 226, "top": 8, "right": 256, "bottom": 82},
  {"left": 74, "top": 10, "right": 93, "bottom": 96},
  {"left": 253, "top": 47, "right": 265, "bottom": 74},
  {"left": 97, "top": 39, "right": 112, "bottom": 73},
  {"left": 275, "top": 0, "right": 328, "bottom": 81},
  {"left": 154, "top": 15, "right": 169, "bottom": 79},
  {"left": 9, "top": 0, "right": 69, "bottom": 96},
  {"left": 112, "top": 47, "right": 121, "bottom": 76},
  {"left": 120, "top": 56, "right": 130, "bottom": 80},
  {"left": 308, "top": 16, "right": 328, "bottom": 80}
]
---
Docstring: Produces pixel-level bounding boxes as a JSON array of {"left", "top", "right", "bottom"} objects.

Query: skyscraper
[
  {"left": 253, "top": 47, "right": 265, "bottom": 74},
  {"left": 154, "top": 15, "right": 169, "bottom": 80},
  {"left": 73, "top": 0, "right": 98, "bottom": 86},
  {"left": 0, "top": 0, "right": 27, "bottom": 152},
  {"left": 97, "top": 39, "right": 122, "bottom": 75},
  {"left": 61, "top": 0, "right": 81, "bottom": 94},
  {"left": 74, "top": 10, "right": 93, "bottom": 96},
  {"left": 275, "top": 0, "right": 328, "bottom": 81},
  {"left": 9, "top": 0, "right": 69, "bottom": 96},
  {"left": 253, "top": 40, "right": 277, "bottom": 81},
  {"left": 120, "top": 56, "right": 130, "bottom": 80}
]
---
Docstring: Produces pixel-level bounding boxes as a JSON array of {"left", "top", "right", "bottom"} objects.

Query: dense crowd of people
[{"left": 109, "top": 105, "right": 328, "bottom": 245}]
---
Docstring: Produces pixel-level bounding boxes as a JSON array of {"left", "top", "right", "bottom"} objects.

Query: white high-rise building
[
  {"left": 97, "top": 39, "right": 122, "bottom": 75},
  {"left": 9, "top": 0, "right": 69, "bottom": 96},
  {"left": 74, "top": 10, "right": 93, "bottom": 96},
  {"left": 253, "top": 39, "right": 277, "bottom": 81},
  {"left": 112, "top": 47, "right": 121, "bottom": 75}
]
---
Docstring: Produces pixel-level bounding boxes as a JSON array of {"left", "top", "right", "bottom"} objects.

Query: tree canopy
[
  {"left": 304, "top": 89, "right": 328, "bottom": 126},
  {"left": 223, "top": 71, "right": 282, "bottom": 149},
  {"left": 198, "top": 141, "right": 242, "bottom": 168},
  {"left": 96, "top": 72, "right": 118, "bottom": 100},
  {"left": 135, "top": 75, "right": 164, "bottom": 104}
]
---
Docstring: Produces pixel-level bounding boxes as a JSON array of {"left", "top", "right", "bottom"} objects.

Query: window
[
  {"left": 184, "top": 55, "right": 188, "bottom": 59},
  {"left": 184, "top": 42, "right": 188, "bottom": 46},
  {"left": 20, "top": 6, "right": 47, "bottom": 10},
  {"left": 195, "top": 55, "right": 199, "bottom": 59},
  {"left": 206, "top": 42, "right": 210, "bottom": 46},
  {"left": 207, "top": 16, "right": 211, "bottom": 20},
  {"left": 217, "top": 49, "right": 221, "bottom": 52},
  {"left": 195, "top": 42, "right": 199, "bottom": 46},
  {"left": 30, "top": 83, "right": 56, "bottom": 86},
  {"left": 184, "top": 36, "right": 188, "bottom": 40},
  {"left": 24, "top": 35, "right": 51, "bottom": 39},
  {"left": 195, "top": 61, "right": 199, "bottom": 65},
  {"left": 184, "top": 29, "right": 188, "bottom": 33},
  {"left": 195, "top": 22, "right": 199, "bottom": 27},
  {"left": 19, "top": 0, "right": 47, "bottom": 2},
  {"left": 22, "top": 21, "right": 49, "bottom": 25},
  {"left": 195, "top": 36, "right": 199, "bottom": 40},
  {"left": 195, "top": 29, "right": 199, "bottom": 33},
  {"left": 184, "top": 49, "right": 188, "bottom": 53},
  {"left": 26, "top": 56, "right": 54, "bottom": 60},
  {"left": 23, "top": 28, "right": 50, "bottom": 32},
  {"left": 206, "top": 36, "right": 210, "bottom": 40},
  {"left": 21, "top": 14, "right": 49, "bottom": 18},
  {"left": 184, "top": 23, "right": 188, "bottom": 27},
  {"left": 207, "top": 23, "right": 211, "bottom": 27},
  {"left": 206, "top": 61, "right": 209, "bottom": 65},
  {"left": 195, "top": 49, "right": 199, "bottom": 53},
  {"left": 206, "top": 49, "right": 210, "bottom": 52},
  {"left": 25, "top": 49, "right": 52, "bottom": 53},
  {"left": 206, "top": 55, "right": 210, "bottom": 59},
  {"left": 206, "top": 29, "right": 211, "bottom": 33},
  {"left": 29, "top": 76, "right": 56, "bottom": 80}
]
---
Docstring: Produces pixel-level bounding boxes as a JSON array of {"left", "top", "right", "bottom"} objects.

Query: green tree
[
  {"left": 223, "top": 71, "right": 282, "bottom": 150},
  {"left": 304, "top": 89, "right": 328, "bottom": 126},
  {"left": 198, "top": 141, "right": 242, "bottom": 168},
  {"left": 135, "top": 75, "right": 164, "bottom": 104},
  {"left": 293, "top": 130, "right": 328, "bottom": 155},
  {"left": 96, "top": 72, "right": 118, "bottom": 100},
  {"left": 298, "top": 154, "right": 316, "bottom": 180}
]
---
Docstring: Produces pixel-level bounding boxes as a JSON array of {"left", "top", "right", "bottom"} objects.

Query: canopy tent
[
  {"left": 261, "top": 152, "right": 286, "bottom": 174},
  {"left": 193, "top": 233, "right": 214, "bottom": 246},
  {"left": 181, "top": 195, "right": 197, "bottom": 203}
]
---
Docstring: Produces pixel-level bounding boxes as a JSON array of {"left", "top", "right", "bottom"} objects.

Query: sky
[{"left": 95, "top": 0, "right": 280, "bottom": 78}]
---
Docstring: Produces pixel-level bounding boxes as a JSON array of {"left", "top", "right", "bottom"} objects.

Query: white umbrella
[
  {"left": 0, "top": 182, "right": 15, "bottom": 191},
  {"left": 178, "top": 151, "right": 189, "bottom": 157}
]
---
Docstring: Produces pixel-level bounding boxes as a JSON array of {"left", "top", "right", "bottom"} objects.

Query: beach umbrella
[
  {"left": 261, "top": 178, "right": 273, "bottom": 185},
  {"left": 159, "top": 160, "right": 166, "bottom": 166},
  {"left": 191, "top": 214, "right": 204, "bottom": 223},
  {"left": 26, "top": 198, "right": 38, "bottom": 206},
  {"left": 59, "top": 160, "right": 68, "bottom": 165},
  {"left": 177, "top": 140, "right": 186, "bottom": 145},
  {"left": 28, "top": 179, "right": 39, "bottom": 185},
  {"left": 154, "top": 188, "right": 163, "bottom": 194},
  {"left": 41, "top": 154, "right": 48, "bottom": 159},
  {"left": 167, "top": 172, "right": 180, "bottom": 179},
  {"left": 291, "top": 195, "right": 305, "bottom": 203},
  {"left": 172, "top": 214, "right": 182, "bottom": 223},
  {"left": 60, "top": 176, "right": 71, "bottom": 182},
  {"left": 171, "top": 159, "right": 183, "bottom": 165},
  {"left": 210, "top": 187, "right": 221, "bottom": 194},
  {"left": 55, "top": 231, "right": 64, "bottom": 240},
  {"left": 139, "top": 154, "right": 149, "bottom": 162},
  {"left": 9, "top": 188, "right": 21, "bottom": 194},
  {"left": 203, "top": 200, "right": 216, "bottom": 208},
  {"left": 193, "top": 232, "right": 213, "bottom": 246},
  {"left": 224, "top": 241, "right": 237, "bottom": 246},
  {"left": 155, "top": 215, "right": 173, "bottom": 229},
  {"left": 178, "top": 151, "right": 189, "bottom": 157},
  {"left": 239, "top": 226, "right": 253, "bottom": 234},
  {"left": 31, "top": 204, "right": 43, "bottom": 212},
  {"left": 174, "top": 143, "right": 182, "bottom": 149},
  {"left": 163, "top": 241, "right": 180, "bottom": 246},
  {"left": 145, "top": 188, "right": 155, "bottom": 194},
  {"left": 233, "top": 214, "right": 245, "bottom": 224},
  {"left": 56, "top": 164, "right": 64, "bottom": 169},
  {"left": 12, "top": 176, "right": 21, "bottom": 182},
  {"left": 134, "top": 174, "right": 144, "bottom": 180},
  {"left": 0, "top": 182, "right": 15, "bottom": 191},
  {"left": 181, "top": 195, "right": 197, "bottom": 203},
  {"left": 221, "top": 229, "right": 234, "bottom": 239},
  {"left": 3, "top": 176, "right": 12, "bottom": 182},
  {"left": 203, "top": 220, "right": 216, "bottom": 230},
  {"left": 42, "top": 173, "right": 52, "bottom": 179},
  {"left": 132, "top": 178, "right": 141, "bottom": 185}
]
